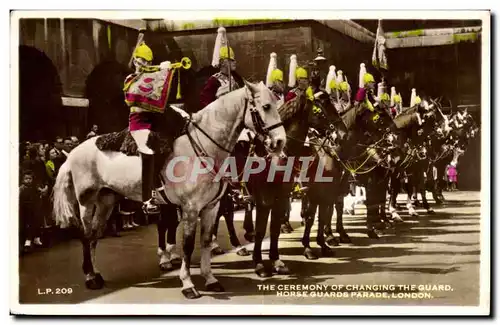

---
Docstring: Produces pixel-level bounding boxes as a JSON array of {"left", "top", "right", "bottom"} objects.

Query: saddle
[{"left": 95, "top": 128, "right": 174, "bottom": 157}]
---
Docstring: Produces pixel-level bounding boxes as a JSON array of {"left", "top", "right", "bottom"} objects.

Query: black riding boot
[{"left": 141, "top": 153, "right": 160, "bottom": 215}]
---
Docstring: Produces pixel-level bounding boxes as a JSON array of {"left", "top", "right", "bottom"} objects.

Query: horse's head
[
  {"left": 242, "top": 81, "right": 286, "bottom": 156},
  {"left": 309, "top": 91, "right": 348, "bottom": 142}
]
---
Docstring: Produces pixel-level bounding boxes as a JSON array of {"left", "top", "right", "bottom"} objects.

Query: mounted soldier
[
  {"left": 199, "top": 27, "right": 244, "bottom": 108},
  {"left": 265, "top": 52, "right": 285, "bottom": 108},
  {"left": 376, "top": 81, "right": 392, "bottom": 115},
  {"left": 354, "top": 63, "right": 377, "bottom": 112},
  {"left": 309, "top": 48, "right": 328, "bottom": 93},
  {"left": 389, "top": 86, "right": 403, "bottom": 117},
  {"left": 285, "top": 54, "right": 310, "bottom": 103},
  {"left": 200, "top": 27, "right": 249, "bottom": 257},
  {"left": 334, "top": 70, "right": 352, "bottom": 114},
  {"left": 124, "top": 41, "right": 173, "bottom": 214}
]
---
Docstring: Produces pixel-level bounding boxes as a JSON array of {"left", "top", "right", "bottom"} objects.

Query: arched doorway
[
  {"left": 19, "top": 45, "right": 63, "bottom": 142},
  {"left": 85, "top": 61, "right": 130, "bottom": 134}
]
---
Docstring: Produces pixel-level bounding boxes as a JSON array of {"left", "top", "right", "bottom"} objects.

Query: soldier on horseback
[
  {"left": 125, "top": 42, "right": 172, "bottom": 214},
  {"left": 265, "top": 52, "right": 285, "bottom": 107},
  {"left": 285, "top": 55, "right": 309, "bottom": 103},
  {"left": 354, "top": 63, "right": 377, "bottom": 112},
  {"left": 199, "top": 27, "right": 244, "bottom": 107},
  {"left": 390, "top": 86, "right": 402, "bottom": 117}
]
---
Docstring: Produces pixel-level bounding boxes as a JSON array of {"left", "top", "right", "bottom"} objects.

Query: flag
[{"left": 372, "top": 20, "right": 388, "bottom": 71}]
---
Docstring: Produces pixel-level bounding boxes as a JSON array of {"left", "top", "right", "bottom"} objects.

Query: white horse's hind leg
[
  {"left": 200, "top": 205, "right": 224, "bottom": 292},
  {"left": 82, "top": 190, "right": 117, "bottom": 290},
  {"left": 179, "top": 207, "right": 201, "bottom": 299}
]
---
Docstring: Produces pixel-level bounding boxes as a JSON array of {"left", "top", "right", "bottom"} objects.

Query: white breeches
[{"left": 130, "top": 129, "right": 154, "bottom": 155}]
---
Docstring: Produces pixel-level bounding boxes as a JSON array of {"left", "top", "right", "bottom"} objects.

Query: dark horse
[
  {"left": 388, "top": 102, "right": 446, "bottom": 218},
  {"left": 300, "top": 102, "right": 399, "bottom": 256},
  {"left": 241, "top": 91, "right": 335, "bottom": 277}
]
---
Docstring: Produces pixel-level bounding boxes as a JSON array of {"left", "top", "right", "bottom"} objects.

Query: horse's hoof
[
  {"left": 211, "top": 247, "right": 225, "bottom": 256},
  {"left": 391, "top": 212, "right": 404, "bottom": 223},
  {"left": 205, "top": 281, "right": 225, "bottom": 292},
  {"left": 374, "top": 222, "right": 386, "bottom": 230},
  {"left": 85, "top": 274, "right": 105, "bottom": 290},
  {"left": 427, "top": 209, "right": 435, "bottom": 215},
  {"left": 338, "top": 232, "right": 352, "bottom": 244},
  {"left": 170, "top": 256, "right": 182, "bottom": 265},
  {"left": 159, "top": 262, "right": 173, "bottom": 271},
  {"left": 255, "top": 263, "right": 272, "bottom": 278},
  {"left": 321, "top": 246, "right": 335, "bottom": 257},
  {"left": 285, "top": 222, "right": 294, "bottom": 232},
  {"left": 325, "top": 235, "right": 340, "bottom": 247},
  {"left": 344, "top": 209, "right": 355, "bottom": 216},
  {"left": 244, "top": 232, "right": 255, "bottom": 243},
  {"left": 236, "top": 247, "right": 250, "bottom": 256},
  {"left": 95, "top": 273, "right": 105, "bottom": 286},
  {"left": 281, "top": 225, "right": 291, "bottom": 234},
  {"left": 274, "top": 264, "right": 290, "bottom": 275},
  {"left": 304, "top": 248, "right": 318, "bottom": 260},
  {"left": 182, "top": 287, "right": 201, "bottom": 299},
  {"left": 367, "top": 229, "right": 380, "bottom": 239}
]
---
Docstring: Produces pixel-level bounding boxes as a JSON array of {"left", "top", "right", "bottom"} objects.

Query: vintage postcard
[{"left": 10, "top": 10, "right": 490, "bottom": 316}]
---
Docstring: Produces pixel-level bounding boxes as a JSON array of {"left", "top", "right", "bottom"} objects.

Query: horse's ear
[{"left": 244, "top": 79, "right": 258, "bottom": 95}]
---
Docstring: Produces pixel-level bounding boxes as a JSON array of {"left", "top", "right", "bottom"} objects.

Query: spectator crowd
[{"left": 18, "top": 125, "right": 148, "bottom": 255}]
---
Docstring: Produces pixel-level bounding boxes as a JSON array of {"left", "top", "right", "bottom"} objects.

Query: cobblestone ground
[{"left": 18, "top": 191, "right": 482, "bottom": 307}]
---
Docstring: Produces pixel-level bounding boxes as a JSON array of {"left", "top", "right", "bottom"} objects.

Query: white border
[{"left": 9, "top": 9, "right": 491, "bottom": 316}]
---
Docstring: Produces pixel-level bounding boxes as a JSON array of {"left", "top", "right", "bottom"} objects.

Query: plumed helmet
[
  {"left": 133, "top": 42, "right": 153, "bottom": 62},
  {"left": 295, "top": 67, "right": 308, "bottom": 79},
  {"left": 270, "top": 69, "right": 283, "bottom": 83}
]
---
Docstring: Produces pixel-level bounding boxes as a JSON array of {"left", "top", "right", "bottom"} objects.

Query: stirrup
[{"left": 143, "top": 199, "right": 160, "bottom": 215}]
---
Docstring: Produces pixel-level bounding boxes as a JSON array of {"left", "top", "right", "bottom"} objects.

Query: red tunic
[
  {"left": 285, "top": 88, "right": 301, "bottom": 103},
  {"left": 355, "top": 87, "right": 367, "bottom": 102},
  {"left": 199, "top": 76, "right": 220, "bottom": 108}
]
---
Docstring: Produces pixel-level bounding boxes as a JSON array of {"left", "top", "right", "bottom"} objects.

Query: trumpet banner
[{"left": 124, "top": 68, "right": 175, "bottom": 113}]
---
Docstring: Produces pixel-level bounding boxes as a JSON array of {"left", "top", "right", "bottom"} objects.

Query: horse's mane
[
  {"left": 341, "top": 104, "right": 362, "bottom": 130},
  {"left": 393, "top": 106, "right": 419, "bottom": 129},
  {"left": 278, "top": 95, "right": 306, "bottom": 122}
]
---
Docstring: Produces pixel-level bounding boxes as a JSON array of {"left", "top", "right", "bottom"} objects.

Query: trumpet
[{"left": 171, "top": 57, "right": 192, "bottom": 70}]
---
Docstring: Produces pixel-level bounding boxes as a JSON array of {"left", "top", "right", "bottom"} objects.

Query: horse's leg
[
  {"left": 210, "top": 210, "right": 224, "bottom": 255},
  {"left": 317, "top": 202, "right": 334, "bottom": 256},
  {"left": 280, "top": 198, "right": 292, "bottom": 234},
  {"left": 224, "top": 202, "right": 249, "bottom": 256},
  {"left": 83, "top": 190, "right": 116, "bottom": 289},
  {"left": 405, "top": 174, "right": 419, "bottom": 217},
  {"left": 389, "top": 174, "right": 404, "bottom": 222},
  {"left": 302, "top": 198, "right": 318, "bottom": 260},
  {"left": 200, "top": 204, "right": 225, "bottom": 292},
  {"left": 166, "top": 206, "right": 181, "bottom": 265},
  {"left": 157, "top": 206, "right": 172, "bottom": 271},
  {"left": 420, "top": 171, "right": 434, "bottom": 214},
  {"left": 79, "top": 203, "right": 104, "bottom": 290},
  {"left": 243, "top": 201, "right": 255, "bottom": 242},
  {"left": 300, "top": 194, "right": 309, "bottom": 225},
  {"left": 270, "top": 193, "right": 290, "bottom": 275},
  {"left": 253, "top": 196, "right": 272, "bottom": 277},
  {"left": 365, "top": 177, "right": 381, "bottom": 239},
  {"left": 324, "top": 202, "right": 339, "bottom": 246},
  {"left": 335, "top": 195, "right": 351, "bottom": 243},
  {"left": 179, "top": 206, "right": 201, "bottom": 299}
]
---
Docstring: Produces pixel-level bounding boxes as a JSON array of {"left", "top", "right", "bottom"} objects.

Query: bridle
[{"left": 186, "top": 85, "right": 283, "bottom": 158}]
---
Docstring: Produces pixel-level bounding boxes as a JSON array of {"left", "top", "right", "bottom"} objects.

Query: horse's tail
[{"left": 52, "top": 161, "right": 78, "bottom": 228}]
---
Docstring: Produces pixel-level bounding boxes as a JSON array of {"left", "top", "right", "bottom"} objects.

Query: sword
[{"left": 128, "top": 28, "right": 146, "bottom": 70}]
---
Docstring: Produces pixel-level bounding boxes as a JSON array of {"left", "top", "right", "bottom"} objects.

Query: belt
[{"left": 130, "top": 106, "right": 146, "bottom": 113}]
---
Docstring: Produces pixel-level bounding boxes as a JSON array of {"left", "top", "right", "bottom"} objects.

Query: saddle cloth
[
  {"left": 95, "top": 128, "right": 174, "bottom": 157},
  {"left": 124, "top": 69, "right": 175, "bottom": 113}
]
